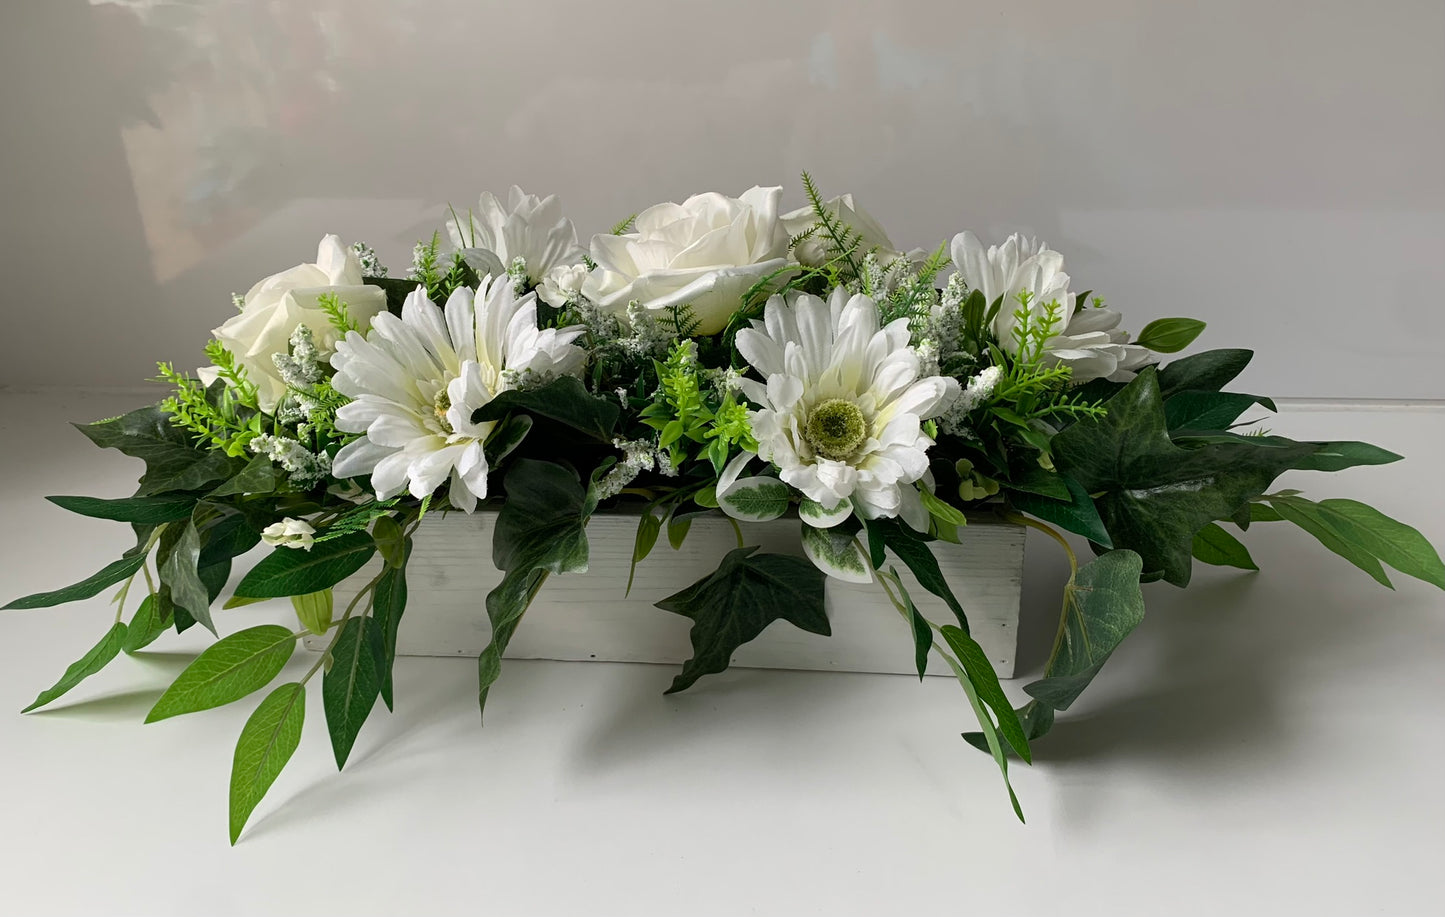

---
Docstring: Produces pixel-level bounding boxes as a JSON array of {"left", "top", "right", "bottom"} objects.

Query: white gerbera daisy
[
  {"left": 734, "top": 288, "right": 960, "bottom": 529},
  {"left": 330, "top": 276, "right": 585, "bottom": 512},
  {"left": 950, "top": 231, "right": 1148, "bottom": 383}
]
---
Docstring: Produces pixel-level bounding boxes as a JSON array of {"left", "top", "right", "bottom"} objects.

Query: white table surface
[{"left": 1, "top": 389, "right": 1443, "bottom": 917}]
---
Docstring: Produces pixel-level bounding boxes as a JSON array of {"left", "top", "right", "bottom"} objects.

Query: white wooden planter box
[{"left": 317, "top": 511, "right": 1025, "bottom": 678}]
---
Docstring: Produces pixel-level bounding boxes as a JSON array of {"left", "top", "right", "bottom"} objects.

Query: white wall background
[{"left": 2, "top": 0, "right": 1441, "bottom": 398}]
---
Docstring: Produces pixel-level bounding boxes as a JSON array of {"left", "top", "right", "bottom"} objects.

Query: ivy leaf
[
  {"left": 45, "top": 494, "right": 197, "bottom": 524},
  {"left": 323, "top": 616, "right": 385, "bottom": 768},
  {"left": 656, "top": 546, "right": 828, "bottom": 694},
  {"left": 372, "top": 536, "right": 412, "bottom": 711},
  {"left": 1156, "top": 348, "right": 1253, "bottom": 398},
  {"left": 145, "top": 625, "right": 297, "bottom": 722},
  {"left": 161, "top": 520, "right": 215, "bottom": 635},
  {"left": 1023, "top": 550, "right": 1146, "bottom": 711},
  {"left": 471, "top": 375, "right": 620, "bottom": 442},
  {"left": 718, "top": 476, "right": 791, "bottom": 522},
  {"left": 1053, "top": 367, "right": 1318, "bottom": 585},
  {"left": 1192, "top": 523, "right": 1258, "bottom": 571},
  {"left": 479, "top": 460, "right": 591, "bottom": 717},
  {"left": 74, "top": 404, "right": 239, "bottom": 496},
  {"left": 229, "top": 682, "right": 305, "bottom": 845},
  {"left": 234, "top": 532, "right": 376, "bottom": 598},
  {"left": 4, "top": 552, "right": 147, "bottom": 610},
  {"left": 22, "top": 622, "right": 127, "bottom": 712},
  {"left": 1007, "top": 473, "right": 1112, "bottom": 547},
  {"left": 1163, "top": 391, "right": 1276, "bottom": 433},
  {"left": 207, "top": 455, "right": 281, "bottom": 498}
]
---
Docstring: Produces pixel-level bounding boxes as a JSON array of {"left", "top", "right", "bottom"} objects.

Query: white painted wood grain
[{"left": 319, "top": 511, "right": 1024, "bottom": 678}]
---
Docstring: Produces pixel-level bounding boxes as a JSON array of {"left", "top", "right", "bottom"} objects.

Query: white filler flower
[
  {"left": 446, "top": 186, "right": 585, "bottom": 287},
  {"left": 582, "top": 186, "right": 792, "bottom": 335},
  {"left": 330, "top": 276, "right": 584, "bottom": 511},
  {"left": 950, "top": 231, "right": 1147, "bottom": 382},
  {"left": 734, "top": 288, "right": 959, "bottom": 528},
  {"left": 261, "top": 518, "right": 316, "bottom": 551}
]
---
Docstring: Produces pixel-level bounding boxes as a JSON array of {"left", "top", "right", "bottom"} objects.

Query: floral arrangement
[{"left": 10, "top": 175, "right": 1442, "bottom": 843}]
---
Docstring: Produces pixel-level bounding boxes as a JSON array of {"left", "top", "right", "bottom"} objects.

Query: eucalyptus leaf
[
  {"left": 145, "top": 625, "right": 297, "bottom": 722},
  {"left": 229, "top": 682, "right": 305, "bottom": 845},
  {"left": 22, "top": 622, "right": 127, "bottom": 712},
  {"left": 656, "top": 546, "right": 828, "bottom": 693}
]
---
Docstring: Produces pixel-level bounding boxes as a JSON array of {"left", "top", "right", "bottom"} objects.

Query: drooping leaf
[
  {"left": 234, "top": 532, "right": 376, "bottom": 599},
  {"left": 229, "top": 682, "right": 305, "bottom": 845},
  {"left": 1023, "top": 550, "right": 1146, "bottom": 711},
  {"left": 656, "top": 546, "right": 828, "bottom": 694},
  {"left": 1263, "top": 495, "right": 1445, "bottom": 590},
  {"left": 45, "top": 494, "right": 197, "bottom": 524},
  {"left": 939, "top": 624, "right": 1031, "bottom": 763},
  {"left": 471, "top": 375, "right": 620, "bottom": 442},
  {"left": 22, "top": 622, "right": 128, "bottom": 712},
  {"left": 372, "top": 536, "right": 412, "bottom": 711},
  {"left": 4, "top": 552, "right": 147, "bottom": 610},
  {"left": 1192, "top": 523, "right": 1258, "bottom": 571},
  {"left": 718, "top": 476, "right": 791, "bottom": 522},
  {"left": 1053, "top": 367, "right": 1319, "bottom": 585},
  {"left": 799, "top": 523, "right": 872, "bottom": 584},
  {"left": 627, "top": 510, "right": 663, "bottom": 596},
  {"left": 873, "top": 518, "right": 968, "bottom": 629},
  {"left": 478, "top": 567, "right": 548, "bottom": 717},
  {"left": 1136, "top": 317, "right": 1206, "bottom": 353},
  {"left": 161, "top": 520, "right": 215, "bottom": 635},
  {"left": 122, "top": 594, "right": 172, "bottom": 653},
  {"left": 323, "top": 616, "right": 384, "bottom": 768},
  {"left": 145, "top": 625, "right": 297, "bottom": 722},
  {"left": 666, "top": 510, "right": 693, "bottom": 549}
]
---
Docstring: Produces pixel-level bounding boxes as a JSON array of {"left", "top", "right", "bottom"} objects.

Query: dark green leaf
[
  {"left": 964, "top": 702, "right": 1055, "bottom": 756},
  {"left": 483, "top": 414, "right": 532, "bottom": 466},
  {"left": 1266, "top": 495, "right": 1445, "bottom": 590},
  {"left": 373, "top": 536, "right": 412, "bottom": 711},
  {"left": 229, "top": 682, "right": 305, "bottom": 845},
  {"left": 940, "top": 624, "right": 1031, "bottom": 763},
  {"left": 1286, "top": 440, "right": 1402, "bottom": 473},
  {"left": 1156, "top": 348, "right": 1253, "bottom": 398},
  {"left": 874, "top": 519, "right": 968, "bottom": 629},
  {"left": 627, "top": 510, "right": 663, "bottom": 596},
  {"left": 366, "top": 276, "right": 420, "bottom": 315},
  {"left": 1023, "top": 551, "right": 1146, "bottom": 711},
  {"left": 5, "top": 552, "right": 147, "bottom": 610},
  {"left": 145, "top": 625, "right": 297, "bottom": 722},
  {"left": 1007, "top": 474, "right": 1113, "bottom": 547},
  {"left": 46, "top": 494, "right": 197, "bottom": 524},
  {"left": 122, "top": 594, "right": 172, "bottom": 653},
  {"left": 372, "top": 516, "right": 406, "bottom": 569},
  {"left": 657, "top": 546, "right": 828, "bottom": 694},
  {"left": 1136, "top": 317, "right": 1206, "bottom": 353},
  {"left": 478, "top": 568, "right": 548, "bottom": 718},
  {"left": 161, "top": 521, "right": 215, "bottom": 635},
  {"left": 234, "top": 532, "right": 376, "bottom": 598},
  {"left": 1163, "top": 391, "right": 1275, "bottom": 432},
  {"left": 1004, "top": 465, "right": 1071, "bottom": 501},
  {"left": 1192, "top": 523, "right": 1258, "bottom": 571},
  {"left": 75, "top": 404, "right": 239, "bottom": 496},
  {"left": 207, "top": 455, "right": 281, "bottom": 498},
  {"left": 198, "top": 510, "right": 264, "bottom": 569},
  {"left": 323, "top": 616, "right": 384, "bottom": 768},
  {"left": 22, "top": 622, "right": 127, "bottom": 712},
  {"left": 471, "top": 376, "right": 620, "bottom": 442}
]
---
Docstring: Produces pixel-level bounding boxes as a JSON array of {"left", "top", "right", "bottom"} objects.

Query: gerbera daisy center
[
  {"left": 432, "top": 387, "right": 455, "bottom": 434},
  {"left": 805, "top": 398, "right": 868, "bottom": 461}
]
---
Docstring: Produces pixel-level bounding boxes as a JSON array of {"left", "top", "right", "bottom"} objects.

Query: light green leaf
[
  {"left": 666, "top": 511, "right": 692, "bottom": 549},
  {"left": 234, "top": 532, "right": 376, "bottom": 598},
  {"left": 798, "top": 496, "right": 853, "bottom": 529},
  {"left": 1192, "top": 523, "right": 1258, "bottom": 571},
  {"left": 322, "top": 616, "right": 383, "bottom": 768},
  {"left": 46, "top": 494, "right": 196, "bottom": 524},
  {"left": 718, "top": 476, "right": 791, "bottom": 523},
  {"left": 1266, "top": 495, "right": 1445, "bottom": 590},
  {"left": 22, "top": 622, "right": 127, "bottom": 712},
  {"left": 229, "top": 682, "right": 305, "bottom": 845},
  {"left": 627, "top": 510, "right": 663, "bottom": 596},
  {"left": 656, "top": 546, "right": 828, "bottom": 694},
  {"left": 800, "top": 523, "right": 872, "bottom": 583},
  {"left": 4, "top": 552, "right": 147, "bottom": 610},
  {"left": 1136, "top": 317, "right": 1206, "bottom": 353},
  {"left": 371, "top": 516, "right": 406, "bottom": 569},
  {"left": 919, "top": 489, "right": 967, "bottom": 528},
  {"left": 290, "top": 590, "right": 333, "bottom": 636},
  {"left": 145, "top": 625, "right": 297, "bottom": 722}
]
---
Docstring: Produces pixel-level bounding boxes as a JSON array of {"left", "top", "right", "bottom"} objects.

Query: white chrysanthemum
[
  {"left": 446, "top": 186, "right": 586, "bottom": 286},
  {"left": 330, "top": 276, "right": 585, "bottom": 512},
  {"left": 950, "top": 232, "right": 1148, "bottom": 383},
  {"left": 734, "top": 288, "right": 960, "bottom": 528}
]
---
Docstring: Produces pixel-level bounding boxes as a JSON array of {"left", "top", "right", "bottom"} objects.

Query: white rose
[
  {"left": 445, "top": 186, "right": 585, "bottom": 286},
  {"left": 260, "top": 517, "right": 316, "bottom": 551},
  {"left": 538, "top": 262, "right": 590, "bottom": 308},
  {"left": 581, "top": 186, "right": 793, "bottom": 335},
  {"left": 212, "top": 235, "right": 387, "bottom": 412},
  {"left": 781, "top": 193, "right": 910, "bottom": 269}
]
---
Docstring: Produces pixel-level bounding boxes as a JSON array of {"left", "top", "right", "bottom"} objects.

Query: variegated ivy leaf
[
  {"left": 800, "top": 522, "right": 873, "bottom": 583},
  {"left": 718, "top": 476, "right": 790, "bottom": 523},
  {"left": 798, "top": 496, "right": 852, "bottom": 529}
]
